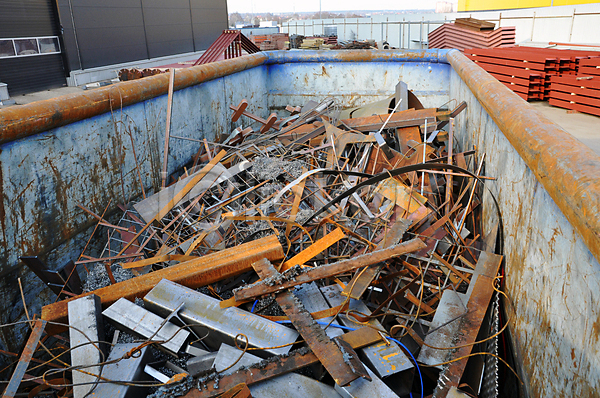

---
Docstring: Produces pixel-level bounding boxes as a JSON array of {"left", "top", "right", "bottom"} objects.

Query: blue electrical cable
[
  {"left": 388, "top": 336, "right": 423, "bottom": 398},
  {"left": 251, "top": 299, "right": 258, "bottom": 313},
  {"left": 276, "top": 320, "right": 424, "bottom": 398}
]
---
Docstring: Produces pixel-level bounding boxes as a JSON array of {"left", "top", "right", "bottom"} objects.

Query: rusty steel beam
[
  {"left": 253, "top": 259, "right": 368, "bottom": 387},
  {"left": 341, "top": 108, "right": 441, "bottom": 132},
  {"left": 42, "top": 235, "right": 283, "bottom": 334},
  {"left": 3, "top": 320, "right": 46, "bottom": 398},
  {"left": 187, "top": 327, "right": 383, "bottom": 398},
  {"left": 448, "top": 49, "right": 600, "bottom": 265},
  {"left": 281, "top": 227, "right": 346, "bottom": 272},
  {"left": 434, "top": 252, "right": 503, "bottom": 397},
  {"left": 0, "top": 53, "right": 268, "bottom": 145},
  {"left": 234, "top": 238, "right": 426, "bottom": 301}
]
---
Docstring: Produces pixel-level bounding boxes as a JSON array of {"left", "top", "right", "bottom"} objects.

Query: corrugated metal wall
[
  {"left": 0, "top": 55, "right": 67, "bottom": 95},
  {"left": 56, "top": 0, "right": 228, "bottom": 71},
  {"left": 0, "top": 0, "right": 67, "bottom": 95},
  {"left": 0, "top": 0, "right": 60, "bottom": 37}
]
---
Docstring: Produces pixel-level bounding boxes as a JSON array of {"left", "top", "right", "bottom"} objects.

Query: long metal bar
[
  {"left": 234, "top": 238, "right": 426, "bottom": 301},
  {"left": 433, "top": 252, "right": 503, "bottom": 397},
  {"left": 252, "top": 259, "right": 367, "bottom": 386},
  {"left": 3, "top": 320, "right": 47, "bottom": 398},
  {"left": 42, "top": 234, "right": 284, "bottom": 334}
]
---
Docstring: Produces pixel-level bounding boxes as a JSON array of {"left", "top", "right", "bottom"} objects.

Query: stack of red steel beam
[
  {"left": 579, "top": 57, "right": 600, "bottom": 76},
  {"left": 429, "top": 21, "right": 515, "bottom": 51},
  {"left": 464, "top": 47, "right": 550, "bottom": 100},
  {"left": 251, "top": 33, "right": 290, "bottom": 50},
  {"left": 549, "top": 57, "right": 600, "bottom": 116},
  {"left": 465, "top": 47, "right": 600, "bottom": 105}
]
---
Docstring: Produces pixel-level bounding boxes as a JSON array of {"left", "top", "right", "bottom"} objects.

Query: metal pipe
[{"left": 0, "top": 52, "right": 268, "bottom": 145}]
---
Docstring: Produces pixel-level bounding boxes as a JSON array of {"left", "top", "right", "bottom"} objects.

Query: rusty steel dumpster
[{"left": 0, "top": 49, "right": 599, "bottom": 397}]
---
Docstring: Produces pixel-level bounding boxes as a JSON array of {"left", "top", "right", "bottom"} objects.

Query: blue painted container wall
[{"left": 0, "top": 49, "right": 598, "bottom": 397}]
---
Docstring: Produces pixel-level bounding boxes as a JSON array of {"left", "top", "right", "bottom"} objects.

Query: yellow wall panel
[
  {"left": 457, "top": 0, "right": 598, "bottom": 11},
  {"left": 552, "top": 0, "right": 600, "bottom": 5}
]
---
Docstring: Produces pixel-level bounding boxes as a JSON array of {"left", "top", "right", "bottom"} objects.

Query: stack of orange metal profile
[
  {"left": 464, "top": 46, "right": 600, "bottom": 115},
  {"left": 549, "top": 57, "right": 600, "bottom": 116},
  {"left": 428, "top": 18, "right": 515, "bottom": 51}
]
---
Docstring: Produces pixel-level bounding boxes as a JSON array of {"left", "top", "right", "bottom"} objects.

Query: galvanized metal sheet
[
  {"left": 143, "top": 279, "right": 298, "bottom": 356},
  {"left": 103, "top": 297, "right": 189, "bottom": 356},
  {"left": 417, "top": 290, "right": 468, "bottom": 369},
  {"left": 321, "top": 285, "right": 414, "bottom": 378},
  {"left": 90, "top": 343, "right": 153, "bottom": 398}
]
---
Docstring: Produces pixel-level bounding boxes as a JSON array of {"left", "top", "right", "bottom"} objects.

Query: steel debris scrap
[{"left": 4, "top": 84, "right": 515, "bottom": 398}]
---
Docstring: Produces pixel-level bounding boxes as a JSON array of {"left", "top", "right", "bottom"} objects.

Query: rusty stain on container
[
  {"left": 448, "top": 49, "right": 600, "bottom": 266},
  {"left": 0, "top": 53, "right": 269, "bottom": 145}
]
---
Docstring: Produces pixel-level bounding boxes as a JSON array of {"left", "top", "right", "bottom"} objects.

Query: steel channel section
[
  {"left": 90, "top": 343, "right": 153, "bottom": 398},
  {"left": 68, "top": 294, "right": 106, "bottom": 398},
  {"left": 321, "top": 285, "right": 414, "bottom": 378},
  {"left": 417, "top": 289, "right": 468, "bottom": 369},
  {"left": 212, "top": 343, "right": 342, "bottom": 398},
  {"left": 448, "top": 50, "right": 600, "bottom": 397},
  {"left": 103, "top": 298, "right": 189, "bottom": 356},
  {"left": 187, "top": 352, "right": 218, "bottom": 377},
  {"left": 143, "top": 279, "right": 298, "bottom": 356}
]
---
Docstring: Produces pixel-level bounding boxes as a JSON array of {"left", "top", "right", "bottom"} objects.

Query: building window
[
  {"left": 0, "top": 37, "right": 60, "bottom": 59},
  {"left": 0, "top": 40, "right": 16, "bottom": 57},
  {"left": 38, "top": 37, "right": 59, "bottom": 54},
  {"left": 14, "top": 39, "right": 39, "bottom": 56}
]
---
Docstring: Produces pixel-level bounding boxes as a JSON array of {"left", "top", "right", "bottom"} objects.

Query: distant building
[
  {"left": 260, "top": 21, "right": 279, "bottom": 28},
  {"left": 0, "top": 0, "right": 228, "bottom": 96},
  {"left": 436, "top": 2, "right": 458, "bottom": 13}
]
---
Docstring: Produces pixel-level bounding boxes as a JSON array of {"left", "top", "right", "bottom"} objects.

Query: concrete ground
[
  {"left": 2, "top": 86, "right": 83, "bottom": 107},
  {"left": 530, "top": 101, "right": 600, "bottom": 156},
  {"left": 0, "top": 78, "right": 118, "bottom": 108}
]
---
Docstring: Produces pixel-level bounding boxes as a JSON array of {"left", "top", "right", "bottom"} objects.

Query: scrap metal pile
[{"left": 6, "top": 88, "right": 512, "bottom": 398}]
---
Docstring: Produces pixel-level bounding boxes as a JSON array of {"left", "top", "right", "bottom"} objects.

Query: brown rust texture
[
  {"left": 41, "top": 234, "right": 283, "bottom": 334},
  {"left": 275, "top": 49, "right": 446, "bottom": 63},
  {"left": 447, "top": 49, "right": 600, "bottom": 265},
  {"left": 0, "top": 53, "right": 268, "bottom": 145}
]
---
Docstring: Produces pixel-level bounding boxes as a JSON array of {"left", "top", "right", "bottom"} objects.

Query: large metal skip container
[{"left": 1, "top": 49, "right": 599, "bottom": 397}]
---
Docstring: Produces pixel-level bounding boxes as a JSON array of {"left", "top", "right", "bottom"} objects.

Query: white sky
[{"left": 226, "top": 0, "right": 447, "bottom": 14}]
